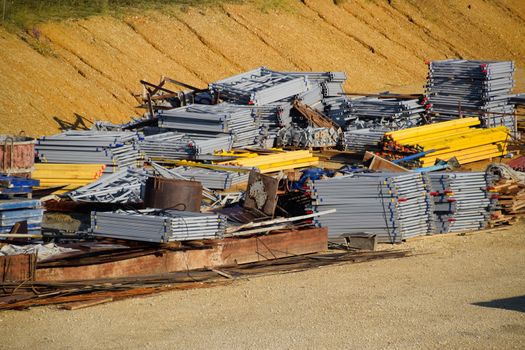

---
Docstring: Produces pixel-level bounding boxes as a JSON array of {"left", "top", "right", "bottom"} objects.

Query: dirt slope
[{"left": 1, "top": 0, "right": 524, "bottom": 136}]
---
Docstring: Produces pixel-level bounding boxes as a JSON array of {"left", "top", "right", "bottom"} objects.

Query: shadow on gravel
[{"left": 473, "top": 295, "right": 525, "bottom": 313}]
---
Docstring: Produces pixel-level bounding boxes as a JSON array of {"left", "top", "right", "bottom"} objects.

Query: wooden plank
[
  {"left": 35, "top": 227, "right": 328, "bottom": 282},
  {"left": 365, "top": 151, "right": 410, "bottom": 173}
]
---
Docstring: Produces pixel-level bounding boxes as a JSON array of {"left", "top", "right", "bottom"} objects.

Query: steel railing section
[
  {"left": 35, "top": 130, "right": 144, "bottom": 173},
  {"left": 426, "top": 59, "right": 518, "bottom": 137},
  {"left": 68, "top": 168, "right": 150, "bottom": 203},
  {"left": 90, "top": 209, "right": 226, "bottom": 243},
  {"left": 428, "top": 172, "right": 497, "bottom": 233},
  {"left": 306, "top": 172, "right": 434, "bottom": 243}
]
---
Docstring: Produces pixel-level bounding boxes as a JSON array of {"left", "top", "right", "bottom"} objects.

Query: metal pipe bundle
[
  {"left": 426, "top": 59, "right": 517, "bottom": 136},
  {"left": 342, "top": 128, "right": 389, "bottom": 152},
  {"left": 68, "top": 168, "right": 150, "bottom": 203},
  {"left": 90, "top": 209, "right": 226, "bottom": 243},
  {"left": 169, "top": 166, "right": 249, "bottom": 190},
  {"left": 139, "top": 132, "right": 233, "bottom": 161},
  {"left": 428, "top": 172, "right": 497, "bottom": 233},
  {"left": 210, "top": 67, "right": 309, "bottom": 105},
  {"left": 0, "top": 199, "right": 43, "bottom": 234},
  {"left": 158, "top": 104, "right": 261, "bottom": 148},
  {"left": 36, "top": 131, "right": 143, "bottom": 173},
  {"left": 307, "top": 173, "right": 434, "bottom": 243}
]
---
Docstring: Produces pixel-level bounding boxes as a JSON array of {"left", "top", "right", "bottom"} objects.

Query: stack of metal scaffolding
[
  {"left": 68, "top": 168, "right": 150, "bottom": 203},
  {"left": 426, "top": 60, "right": 517, "bottom": 136},
  {"left": 139, "top": 132, "right": 233, "bottom": 161},
  {"left": 158, "top": 104, "right": 261, "bottom": 147},
  {"left": 169, "top": 166, "right": 249, "bottom": 190},
  {"left": 428, "top": 172, "right": 497, "bottom": 233},
  {"left": 346, "top": 97, "right": 425, "bottom": 129},
  {"left": 90, "top": 209, "right": 226, "bottom": 243},
  {"left": 342, "top": 128, "right": 389, "bottom": 152},
  {"left": 322, "top": 96, "right": 353, "bottom": 127},
  {"left": 36, "top": 131, "right": 143, "bottom": 173},
  {"left": 210, "top": 67, "right": 310, "bottom": 105},
  {"left": 307, "top": 172, "right": 433, "bottom": 243}
]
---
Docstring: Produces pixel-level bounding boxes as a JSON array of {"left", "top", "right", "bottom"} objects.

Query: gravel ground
[{"left": 1, "top": 223, "right": 524, "bottom": 349}]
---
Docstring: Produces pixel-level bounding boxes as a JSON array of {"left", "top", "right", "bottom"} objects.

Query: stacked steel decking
[
  {"left": 426, "top": 59, "right": 517, "bottom": 136},
  {"left": 90, "top": 209, "right": 226, "bottom": 243},
  {"left": 158, "top": 104, "right": 261, "bottom": 148},
  {"left": 307, "top": 173, "right": 433, "bottom": 243},
  {"left": 342, "top": 128, "right": 389, "bottom": 152},
  {"left": 36, "top": 131, "right": 143, "bottom": 173},
  {"left": 169, "top": 166, "right": 249, "bottom": 190},
  {"left": 139, "top": 132, "right": 234, "bottom": 161},
  {"left": 428, "top": 172, "right": 497, "bottom": 233}
]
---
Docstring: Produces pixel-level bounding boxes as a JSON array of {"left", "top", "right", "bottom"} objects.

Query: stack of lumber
[
  {"left": 221, "top": 150, "right": 319, "bottom": 174},
  {"left": 491, "top": 179, "right": 525, "bottom": 225},
  {"left": 381, "top": 118, "right": 509, "bottom": 167},
  {"left": 33, "top": 164, "right": 106, "bottom": 194}
]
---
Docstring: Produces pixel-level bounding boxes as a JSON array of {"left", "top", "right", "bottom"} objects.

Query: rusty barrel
[{"left": 143, "top": 177, "right": 202, "bottom": 212}]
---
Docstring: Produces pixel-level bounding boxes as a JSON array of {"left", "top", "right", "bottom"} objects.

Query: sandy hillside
[{"left": 0, "top": 0, "right": 524, "bottom": 136}]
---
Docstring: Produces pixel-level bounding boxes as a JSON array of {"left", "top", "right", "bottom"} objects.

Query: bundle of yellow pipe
[
  {"left": 385, "top": 118, "right": 510, "bottom": 167},
  {"left": 219, "top": 150, "right": 319, "bottom": 173},
  {"left": 33, "top": 163, "right": 106, "bottom": 194}
]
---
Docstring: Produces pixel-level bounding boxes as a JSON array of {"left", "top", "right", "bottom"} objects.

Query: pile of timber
[{"left": 491, "top": 179, "right": 525, "bottom": 225}]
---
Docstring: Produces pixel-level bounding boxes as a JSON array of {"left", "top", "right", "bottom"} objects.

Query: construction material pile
[
  {"left": 158, "top": 104, "right": 261, "bottom": 147},
  {"left": 342, "top": 128, "right": 388, "bottom": 152},
  {"left": 346, "top": 97, "right": 425, "bottom": 129},
  {"left": 307, "top": 173, "right": 433, "bottom": 243},
  {"left": 36, "top": 131, "right": 143, "bottom": 173},
  {"left": 90, "top": 209, "right": 226, "bottom": 243},
  {"left": 381, "top": 118, "right": 509, "bottom": 168},
  {"left": 426, "top": 59, "right": 517, "bottom": 136},
  {"left": 428, "top": 172, "right": 496, "bottom": 233},
  {"left": 33, "top": 163, "right": 106, "bottom": 194},
  {"left": 139, "top": 132, "right": 233, "bottom": 161},
  {"left": 68, "top": 168, "right": 150, "bottom": 203}
]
